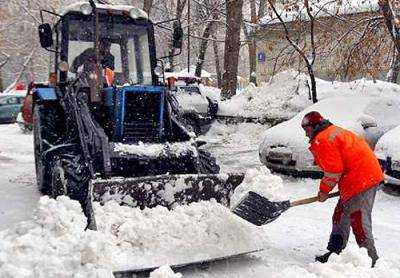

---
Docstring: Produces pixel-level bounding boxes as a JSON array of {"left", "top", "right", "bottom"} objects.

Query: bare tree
[
  {"left": 267, "top": 0, "right": 318, "bottom": 102},
  {"left": 378, "top": 0, "right": 400, "bottom": 82},
  {"left": 143, "top": 0, "right": 153, "bottom": 15},
  {"left": 242, "top": 0, "right": 266, "bottom": 85},
  {"left": 221, "top": 0, "right": 244, "bottom": 100}
]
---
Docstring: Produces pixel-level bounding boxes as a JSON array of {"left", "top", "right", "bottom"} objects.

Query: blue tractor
[{"left": 33, "top": 1, "right": 244, "bottom": 229}]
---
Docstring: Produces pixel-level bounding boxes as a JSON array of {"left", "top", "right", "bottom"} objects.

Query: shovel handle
[{"left": 290, "top": 191, "right": 339, "bottom": 207}]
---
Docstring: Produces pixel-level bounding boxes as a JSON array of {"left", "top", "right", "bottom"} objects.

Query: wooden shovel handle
[{"left": 290, "top": 191, "right": 339, "bottom": 207}]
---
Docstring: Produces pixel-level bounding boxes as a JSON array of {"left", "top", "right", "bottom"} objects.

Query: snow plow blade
[{"left": 91, "top": 173, "right": 245, "bottom": 208}]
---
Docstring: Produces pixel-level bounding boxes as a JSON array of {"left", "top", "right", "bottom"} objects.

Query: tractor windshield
[{"left": 64, "top": 13, "right": 153, "bottom": 86}]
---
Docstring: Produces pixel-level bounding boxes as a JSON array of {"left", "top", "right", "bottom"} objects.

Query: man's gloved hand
[{"left": 318, "top": 191, "right": 329, "bottom": 202}]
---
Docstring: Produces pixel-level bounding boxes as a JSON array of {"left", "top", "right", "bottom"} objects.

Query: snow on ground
[
  {"left": 1, "top": 72, "right": 400, "bottom": 277},
  {"left": 0, "top": 124, "right": 40, "bottom": 230},
  {"left": 217, "top": 70, "right": 400, "bottom": 119},
  {"left": 0, "top": 195, "right": 268, "bottom": 276}
]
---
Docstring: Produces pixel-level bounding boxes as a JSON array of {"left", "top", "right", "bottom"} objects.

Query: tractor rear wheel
[{"left": 33, "top": 104, "right": 61, "bottom": 195}]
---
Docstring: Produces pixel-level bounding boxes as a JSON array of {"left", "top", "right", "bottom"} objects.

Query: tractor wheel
[
  {"left": 50, "top": 154, "right": 90, "bottom": 202},
  {"left": 198, "top": 149, "right": 220, "bottom": 174},
  {"left": 33, "top": 104, "right": 61, "bottom": 195}
]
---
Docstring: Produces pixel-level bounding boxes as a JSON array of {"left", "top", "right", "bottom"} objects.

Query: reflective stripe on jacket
[{"left": 309, "top": 125, "right": 383, "bottom": 202}]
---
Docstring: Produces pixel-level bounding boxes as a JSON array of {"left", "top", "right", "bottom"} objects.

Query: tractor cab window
[{"left": 63, "top": 13, "right": 153, "bottom": 86}]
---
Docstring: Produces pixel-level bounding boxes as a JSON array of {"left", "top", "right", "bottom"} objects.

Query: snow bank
[
  {"left": 218, "top": 70, "right": 400, "bottom": 119},
  {"left": 278, "top": 247, "right": 400, "bottom": 278},
  {"left": 0, "top": 195, "right": 267, "bottom": 277},
  {"left": 231, "top": 167, "right": 287, "bottom": 209}
]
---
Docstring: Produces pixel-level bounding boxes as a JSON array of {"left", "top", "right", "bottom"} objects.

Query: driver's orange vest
[{"left": 309, "top": 125, "right": 383, "bottom": 202}]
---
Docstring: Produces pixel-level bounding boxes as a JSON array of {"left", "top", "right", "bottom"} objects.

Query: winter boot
[
  {"left": 315, "top": 251, "right": 333, "bottom": 263},
  {"left": 371, "top": 258, "right": 378, "bottom": 268}
]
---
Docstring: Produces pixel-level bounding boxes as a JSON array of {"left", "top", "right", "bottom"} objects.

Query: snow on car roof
[
  {"left": 60, "top": 1, "right": 148, "bottom": 18},
  {"left": 259, "top": 0, "right": 378, "bottom": 26}
]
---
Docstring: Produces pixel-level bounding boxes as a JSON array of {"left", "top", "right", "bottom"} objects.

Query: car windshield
[{"left": 65, "top": 13, "right": 152, "bottom": 86}]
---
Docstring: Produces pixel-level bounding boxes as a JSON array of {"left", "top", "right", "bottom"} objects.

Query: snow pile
[
  {"left": 231, "top": 167, "right": 286, "bottom": 209},
  {"left": 278, "top": 247, "right": 400, "bottom": 278},
  {"left": 149, "top": 265, "right": 182, "bottom": 278},
  {"left": 0, "top": 195, "right": 267, "bottom": 276},
  {"left": 113, "top": 141, "right": 197, "bottom": 157},
  {"left": 218, "top": 70, "right": 400, "bottom": 119}
]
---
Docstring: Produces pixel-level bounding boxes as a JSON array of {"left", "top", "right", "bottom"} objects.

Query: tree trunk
[
  {"left": 195, "top": 19, "right": 214, "bottom": 77},
  {"left": 142, "top": 0, "right": 153, "bottom": 15},
  {"left": 379, "top": 0, "right": 400, "bottom": 83},
  {"left": 221, "top": 0, "right": 243, "bottom": 100},
  {"left": 389, "top": 48, "right": 400, "bottom": 82},
  {"left": 212, "top": 34, "right": 222, "bottom": 88},
  {"left": 249, "top": 0, "right": 257, "bottom": 85}
]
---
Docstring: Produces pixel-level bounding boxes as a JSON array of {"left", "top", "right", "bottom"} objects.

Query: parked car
[
  {"left": 171, "top": 83, "right": 218, "bottom": 135},
  {"left": 259, "top": 96, "right": 400, "bottom": 177},
  {"left": 0, "top": 93, "right": 26, "bottom": 124},
  {"left": 375, "top": 126, "right": 400, "bottom": 196}
]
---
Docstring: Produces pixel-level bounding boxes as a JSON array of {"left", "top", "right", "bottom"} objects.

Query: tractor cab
[{"left": 37, "top": 2, "right": 184, "bottom": 143}]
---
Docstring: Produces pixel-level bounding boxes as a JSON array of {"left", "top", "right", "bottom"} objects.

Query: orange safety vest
[{"left": 309, "top": 124, "right": 383, "bottom": 202}]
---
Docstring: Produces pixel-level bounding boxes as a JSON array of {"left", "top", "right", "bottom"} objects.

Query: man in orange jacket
[{"left": 301, "top": 111, "right": 383, "bottom": 267}]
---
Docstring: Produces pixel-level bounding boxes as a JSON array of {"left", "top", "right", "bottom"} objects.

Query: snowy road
[{"left": 0, "top": 123, "right": 399, "bottom": 277}]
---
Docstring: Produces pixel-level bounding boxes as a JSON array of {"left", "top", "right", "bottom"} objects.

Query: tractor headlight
[
  {"left": 80, "top": 3, "right": 93, "bottom": 15},
  {"left": 129, "top": 7, "right": 148, "bottom": 19},
  {"left": 58, "top": 61, "right": 69, "bottom": 72}
]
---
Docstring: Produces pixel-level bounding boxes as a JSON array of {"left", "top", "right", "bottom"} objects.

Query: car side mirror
[
  {"left": 38, "top": 23, "right": 53, "bottom": 48},
  {"left": 358, "top": 115, "right": 377, "bottom": 129},
  {"left": 172, "top": 21, "right": 183, "bottom": 49}
]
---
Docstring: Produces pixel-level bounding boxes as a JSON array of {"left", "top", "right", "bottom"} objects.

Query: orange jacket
[{"left": 309, "top": 124, "right": 383, "bottom": 202}]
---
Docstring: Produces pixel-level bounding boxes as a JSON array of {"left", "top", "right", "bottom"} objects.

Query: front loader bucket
[{"left": 91, "top": 173, "right": 245, "bottom": 209}]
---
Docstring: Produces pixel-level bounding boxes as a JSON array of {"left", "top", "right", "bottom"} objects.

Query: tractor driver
[{"left": 70, "top": 37, "right": 115, "bottom": 86}]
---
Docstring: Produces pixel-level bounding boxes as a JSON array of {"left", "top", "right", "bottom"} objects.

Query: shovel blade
[{"left": 231, "top": 191, "right": 291, "bottom": 226}]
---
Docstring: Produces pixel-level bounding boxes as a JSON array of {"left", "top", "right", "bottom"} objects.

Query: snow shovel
[{"left": 231, "top": 191, "right": 340, "bottom": 226}]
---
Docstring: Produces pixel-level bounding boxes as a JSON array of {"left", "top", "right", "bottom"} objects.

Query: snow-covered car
[
  {"left": 374, "top": 126, "right": 400, "bottom": 195},
  {"left": 171, "top": 84, "right": 218, "bottom": 135},
  {"left": 259, "top": 96, "right": 400, "bottom": 177},
  {"left": 0, "top": 93, "right": 26, "bottom": 124}
]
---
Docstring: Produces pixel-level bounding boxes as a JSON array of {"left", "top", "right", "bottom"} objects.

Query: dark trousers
[{"left": 327, "top": 185, "right": 379, "bottom": 261}]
